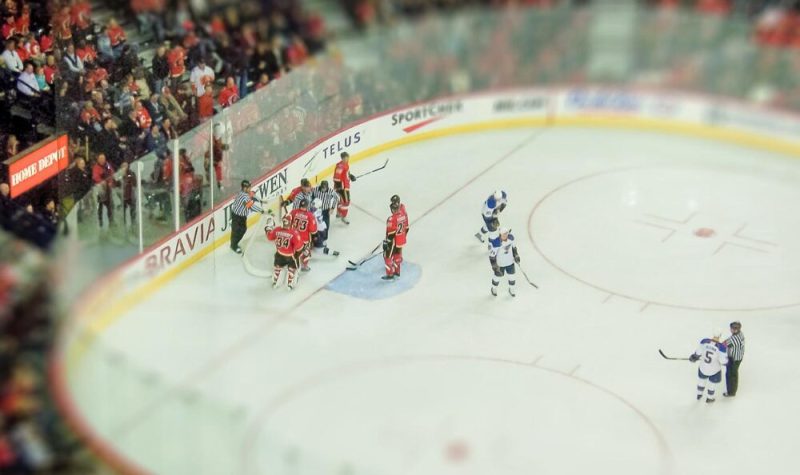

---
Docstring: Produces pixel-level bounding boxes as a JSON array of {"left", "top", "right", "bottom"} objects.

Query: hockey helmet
[
  {"left": 241, "top": 179, "right": 251, "bottom": 189},
  {"left": 318, "top": 180, "right": 329, "bottom": 191},
  {"left": 300, "top": 178, "right": 311, "bottom": 188},
  {"left": 390, "top": 194, "right": 400, "bottom": 205},
  {"left": 340, "top": 152, "right": 350, "bottom": 160},
  {"left": 493, "top": 190, "right": 503, "bottom": 201},
  {"left": 299, "top": 198, "right": 309, "bottom": 208},
  {"left": 499, "top": 227, "right": 510, "bottom": 236}
]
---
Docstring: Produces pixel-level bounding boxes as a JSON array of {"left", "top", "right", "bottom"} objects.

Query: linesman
[
  {"left": 724, "top": 321, "right": 745, "bottom": 397},
  {"left": 230, "top": 179, "right": 264, "bottom": 254},
  {"left": 312, "top": 180, "right": 339, "bottom": 237}
]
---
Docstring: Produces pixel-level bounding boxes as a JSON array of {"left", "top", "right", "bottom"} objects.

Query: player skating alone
[
  {"left": 333, "top": 152, "right": 356, "bottom": 225},
  {"left": 476, "top": 190, "right": 507, "bottom": 243},
  {"left": 266, "top": 215, "right": 304, "bottom": 290},
  {"left": 289, "top": 199, "right": 318, "bottom": 271},
  {"left": 382, "top": 200, "right": 409, "bottom": 281},
  {"left": 689, "top": 332, "right": 729, "bottom": 403},
  {"left": 489, "top": 227, "right": 520, "bottom": 297}
]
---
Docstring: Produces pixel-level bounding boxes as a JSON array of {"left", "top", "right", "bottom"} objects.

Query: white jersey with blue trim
[
  {"left": 489, "top": 233, "right": 516, "bottom": 267},
  {"left": 312, "top": 208, "right": 326, "bottom": 233},
  {"left": 482, "top": 192, "right": 508, "bottom": 219},
  {"left": 694, "top": 338, "right": 729, "bottom": 376}
]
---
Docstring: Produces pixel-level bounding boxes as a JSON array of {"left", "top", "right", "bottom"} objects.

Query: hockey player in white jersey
[
  {"left": 475, "top": 190, "right": 508, "bottom": 243},
  {"left": 489, "top": 227, "right": 520, "bottom": 297},
  {"left": 689, "top": 332, "right": 729, "bottom": 403},
  {"left": 311, "top": 198, "right": 338, "bottom": 256}
]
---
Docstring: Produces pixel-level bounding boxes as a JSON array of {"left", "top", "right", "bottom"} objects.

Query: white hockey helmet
[
  {"left": 493, "top": 190, "right": 503, "bottom": 201},
  {"left": 499, "top": 227, "right": 510, "bottom": 236},
  {"left": 711, "top": 328, "right": 723, "bottom": 341},
  {"left": 312, "top": 198, "right": 322, "bottom": 209}
]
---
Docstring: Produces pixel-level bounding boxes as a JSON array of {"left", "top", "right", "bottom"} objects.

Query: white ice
[{"left": 68, "top": 127, "right": 800, "bottom": 475}]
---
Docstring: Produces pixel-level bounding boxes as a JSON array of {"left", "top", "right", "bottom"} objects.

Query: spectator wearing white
[
  {"left": 16, "top": 62, "right": 40, "bottom": 97},
  {"left": 2, "top": 39, "right": 23, "bottom": 72},
  {"left": 190, "top": 57, "right": 215, "bottom": 97},
  {"left": 62, "top": 43, "right": 84, "bottom": 76}
]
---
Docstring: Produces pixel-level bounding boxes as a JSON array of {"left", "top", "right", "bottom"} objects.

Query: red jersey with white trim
[
  {"left": 333, "top": 161, "right": 350, "bottom": 190},
  {"left": 289, "top": 209, "right": 318, "bottom": 243},
  {"left": 267, "top": 226, "right": 304, "bottom": 256},
  {"left": 386, "top": 211, "right": 409, "bottom": 247}
]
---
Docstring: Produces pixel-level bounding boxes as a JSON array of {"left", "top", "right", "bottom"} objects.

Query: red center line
[{"left": 112, "top": 129, "right": 548, "bottom": 439}]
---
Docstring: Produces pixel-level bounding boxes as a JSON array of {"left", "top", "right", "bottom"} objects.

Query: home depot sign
[{"left": 7, "top": 135, "right": 70, "bottom": 198}]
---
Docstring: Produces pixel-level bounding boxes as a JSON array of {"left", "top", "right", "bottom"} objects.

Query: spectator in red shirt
[
  {"left": 133, "top": 100, "right": 153, "bottom": 130},
  {"left": 43, "top": 55, "right": 57, "bottom": 84},
  {"left": 167, "top": 44, "right": 186, "bottom": 88},
  {"left": 1, "top": 16, "right": 16, "bottom": 40},
  {"left": 218, "top": 76, "right": 239, "bottom": 108},
  {"left": 80, "top": 101, "right": 101, "bottom": 130},
  {"left": 70, "top": 0, "right": 92, "bottom": 36},
  {"left": 15, "top": 4, "right": 29, "bottom": 36},
  {"left": 76, "top": 40, "right": 97, "bottom": 66},
  {"left": 54, "top": 5, "right": 73, "bottom": 43},
  {"left": 107, "top": 18, "right": 127, "bottom": 58},
  {"left": 197, "top": 84, "right": 215, "bottom": 121}
]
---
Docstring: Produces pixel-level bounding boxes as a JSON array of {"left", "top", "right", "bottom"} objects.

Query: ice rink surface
[{"left": 69, "top": 127, "right": 800, "bottom": 475}]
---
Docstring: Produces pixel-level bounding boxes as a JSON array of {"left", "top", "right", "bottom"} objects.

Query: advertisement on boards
[{"left": 7, "top": 135, "right": 70, "bottom": 198}]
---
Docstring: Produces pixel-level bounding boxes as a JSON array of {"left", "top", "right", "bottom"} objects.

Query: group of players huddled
[
  {"left": 258, "top": 153, "right": 521, "bottom": 294},
  {"left": 262, "top": 151, "right": 412, "bottom": 289}
]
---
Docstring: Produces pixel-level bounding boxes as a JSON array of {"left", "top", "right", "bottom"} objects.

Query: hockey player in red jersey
[
  {"left": 390, "top": 194, "right": 408, "bottom": 224},
  {"left": 289, "top": 199, "right": 318, "bottom": 271},
  {"left": 266, "top": 215, "right": 304, "bottom": 289},
  {"left": 382, "top": 200, "right": 409, "bottom": 280},
  {"left": 283, "top": 178, "right": 313, "bottom": 209},
  {"left": 333, "top": 152, "right": 356, "bottom": 224}
]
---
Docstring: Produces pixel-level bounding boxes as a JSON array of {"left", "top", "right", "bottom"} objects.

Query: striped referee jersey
[
  {"left": 231, "top": 191, "right": 263, "bottom": 217},
  {"left": 313, "top": 188, "right": 340, "bottom": 210},
  {"left": 291, "top": 190, "right": 315, "bottom": 209},
  {"left": 726, "top": 332, "right": 745, "bottom": 361}
]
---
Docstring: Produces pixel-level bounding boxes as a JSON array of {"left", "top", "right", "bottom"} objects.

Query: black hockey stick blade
[
  {"left": 354, "top": 159, "right": 389, "bottom": 179},
  {"left": 519, "top": 267, "right": 539, "bottom": 289},
  {"left": 658, "top": 349, "right": 690, "bottom": 361}
]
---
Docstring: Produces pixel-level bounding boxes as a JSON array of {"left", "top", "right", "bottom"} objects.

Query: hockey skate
[
  {"left": 271, "top": 280, "right": 279, "bottom": 289},
  {"left": 474, "top": 232, "right": 485, "bottom": 243},
  {"left": 509, "top": 287, "right": 516, "bottom": 297},
  {"left": 339, "top": 216, "right": 350, "bottom": 225},
  {"left": 301, "top": 266, "right": 311, "bottom": 272},
  {"left": 706, "top": 398, "right": 715, "bottom": 404},
  {"left": 491, "top": 286, "right": 497, "bottom": 297},
  {"left": 381, "top": 275, "right": 395, "bottom": 281}
]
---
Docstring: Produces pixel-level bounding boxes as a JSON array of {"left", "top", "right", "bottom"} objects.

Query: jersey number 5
[{"left": 704, "top": 350, "right": 713, "bottom": 364}]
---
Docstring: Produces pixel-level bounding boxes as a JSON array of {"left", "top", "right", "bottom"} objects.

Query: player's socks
[
  {"left": 287, "top": 269, "right": 297, "bottom": 289},
  {"left": 272, "top": 266, "right": 282, "bottom": 286},
  {"left": 509, "top": 280, "right": 516, "bottom": 297},
  {"left": 393, "top": 254, "right": 402, "bottom": 277}
]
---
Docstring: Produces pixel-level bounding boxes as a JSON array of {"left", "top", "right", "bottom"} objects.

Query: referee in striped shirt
[
  {"left": 312, "top": 180, "right": 340, "bottom": 237},
  {"left": 230, "top": 180, "right": 264, "bottom": 254},
  {"left": 724, "top": 321, "right": 745, "bottom": 397}
]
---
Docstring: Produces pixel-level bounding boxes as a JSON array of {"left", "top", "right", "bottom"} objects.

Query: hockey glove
[
  {"left": 498, "top": 203, "right": 506, "bottom": 213},
  {"left": 349, "top": 173, "right": 356, "bottom": 182},
  {"left": 689, "top": 354, "right": 699, "bottom": 363},
  {"left": 513, "top": 248, "right": 520, "bottom": 264},
  {"left": 382, "top": 239, "right": 391, "bottom": 252}
]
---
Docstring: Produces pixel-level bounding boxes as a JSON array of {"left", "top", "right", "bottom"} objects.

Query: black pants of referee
[
  {"left": 230, "top": 213, "right": 247, "bottom": 251},
  {"left": 726, "top": 359, "right": 742, "bottom": 396}
]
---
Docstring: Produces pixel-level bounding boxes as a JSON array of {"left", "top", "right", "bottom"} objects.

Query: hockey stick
[
  {"left": 658, "top": 349, "right": 690, "bottom": 361},
  {"left": 517, "top": 264, "right": 539, "bottom": 289},
  {"left": 354, "top": 159, "right": 389, "bottom": 179},
  {"left": 346, "top": 241, "right": 383, "bottom": 270}
]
